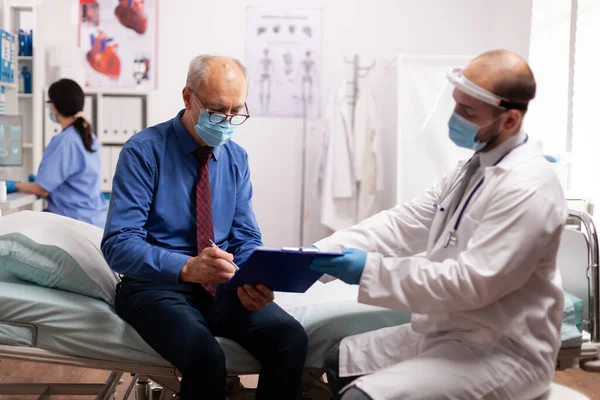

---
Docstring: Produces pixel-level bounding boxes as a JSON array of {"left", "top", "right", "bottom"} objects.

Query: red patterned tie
[{"left": 195, "top": 148, "right": 217, "bottom": 296}]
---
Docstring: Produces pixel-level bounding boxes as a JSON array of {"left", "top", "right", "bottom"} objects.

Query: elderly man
[
  {"left": 101, "top": 55, "right": 308, "bottom": 400},
  {"left": 310, "top": 49, "right": 567, "bottom": 399}
]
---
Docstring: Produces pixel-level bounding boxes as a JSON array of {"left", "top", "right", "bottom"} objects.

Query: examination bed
[
  {"left": 0, "top": 209, "right": 597, "bottom": 400},
  {"left": 0, "top": 266, "right": 411, "bottom": 399},
  {"left": 554, "top": 210, "right": 600, "bottom": 372}
]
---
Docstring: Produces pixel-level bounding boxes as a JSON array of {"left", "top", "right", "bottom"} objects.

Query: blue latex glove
[
  {"left": 28, "top": 173, "right": 36, "bottom": 182},
  {"left": 5, "top": 180, "right": 18, "bottom": 193},
  {"left": 310, "top": 248, "right": 367, "bottom": 285}
]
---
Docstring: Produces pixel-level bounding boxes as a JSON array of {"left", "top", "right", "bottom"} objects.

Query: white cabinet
[
  {"left": 100, "top": 146, "right": 112, "bottom": 192},
  {"left": 0, "top": 0, "right": 46, "bottom": 212},
  {"left": 99, "top": 96, "right": 144, "bottom": 144},
  {"left": 100, "top": 145, "right": 123, "bottom": 192},
  {"left": 2, "top": 0, "right": 46, "bottom": 183}
]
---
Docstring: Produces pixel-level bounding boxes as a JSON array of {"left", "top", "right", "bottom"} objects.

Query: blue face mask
[
  {"left": 191, "top": 96, "right": 236, "bottom": 147},
  {"left": 448, "top": 112, "right": 486, "bottom": 151},
  {"left": 49, "top": 108, "right": 57, "bottom": 123},
  {"left": 447, "top": 112, "right": 488, "bottom": 152}
]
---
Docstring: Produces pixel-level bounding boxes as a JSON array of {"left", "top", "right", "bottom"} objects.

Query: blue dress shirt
[
  {"left": 36, "top": 125, "right": 107, "bottom": 228},
  {"left": 101, "top": 110, "right": 263, "bottom": 284}
]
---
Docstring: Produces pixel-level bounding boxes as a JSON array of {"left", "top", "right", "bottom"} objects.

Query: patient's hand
[
  {"left": 179, "top": 247, "right": 236, "bottom": 284},
  {"left": 237, "top": 284, "right": 274, "bottom": 312}
]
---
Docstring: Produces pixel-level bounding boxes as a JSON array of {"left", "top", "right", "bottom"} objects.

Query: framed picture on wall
[{"left": 77, "top": 0, "right": 158, "bottom": 89}]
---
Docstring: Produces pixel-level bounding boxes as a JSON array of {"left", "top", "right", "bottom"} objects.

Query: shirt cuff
[
  {"left": 357, "top": 253, "right": 382, "bottom": 304},
  {"left": 160, "top": 252, "right": 191, "bottom": 284}
]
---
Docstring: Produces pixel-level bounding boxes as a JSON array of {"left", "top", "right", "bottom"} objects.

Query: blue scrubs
[{"left": 36, "top": 125, "right": 107, "bottom": 228}]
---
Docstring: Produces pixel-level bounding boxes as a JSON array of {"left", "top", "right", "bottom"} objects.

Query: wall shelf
[
  {"left": 3, "top": 0, "right": 47, "bottom": 205},
  {"left": 1, "top": 82, "right": 17, "bottom": 89}
]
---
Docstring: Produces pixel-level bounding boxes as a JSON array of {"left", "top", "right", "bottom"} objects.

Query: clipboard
[{"left": 223, "top": 247, "right": 343, "bottom": 293}]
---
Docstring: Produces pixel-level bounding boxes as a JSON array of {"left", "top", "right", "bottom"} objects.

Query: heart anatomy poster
[
  {"left": 245, "top": 7, "right": 323, "bottom": 118},
  {"left": 78, "top": 0, "right": 157, "bottom": 89}
]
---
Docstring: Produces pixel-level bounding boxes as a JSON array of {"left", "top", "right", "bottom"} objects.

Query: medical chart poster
[
  {"left": 245, "top": 7, "right": 323, "bottom": 118},
  {"left": 78, "top": 0, "right": 158, "bottom": 89}
]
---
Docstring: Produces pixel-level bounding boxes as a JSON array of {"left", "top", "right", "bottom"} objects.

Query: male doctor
[{"left": 311, "top": 49, "right": 568, "bottom": 400}]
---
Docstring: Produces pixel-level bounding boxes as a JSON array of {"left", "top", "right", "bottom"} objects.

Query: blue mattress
[
  {"left": 0, "top": 267, "right": 585, "bottom": 372},
  {"left": 561, "top": 291, "right": 584, "bottom": 348},
  {"left": 0, "top": 270, "right": 410, "bottom": 373}
]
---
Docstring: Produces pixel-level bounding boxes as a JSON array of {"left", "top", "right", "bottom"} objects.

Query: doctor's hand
[
  {"left": 310, "top": 248, "right": 368, "bottom": 285},
  {"left": 237, "top": 284, "right": 274, "bottom": 312},
  {"left": 179, "top": 247, "right": 236, "bottom": 284}
]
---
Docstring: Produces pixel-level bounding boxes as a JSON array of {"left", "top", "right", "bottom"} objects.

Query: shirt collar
[
  {"left": 479, "top": 130, "right": 527, "bottom": 167},
  {"left": 172, "top": 109, "right": 221, "bottom": 161}
]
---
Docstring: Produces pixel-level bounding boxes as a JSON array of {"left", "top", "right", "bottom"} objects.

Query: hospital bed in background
[
  {"left": 555, "top": 210, "right": 600, "bottom": 372},
  {"left": 0, "top": 209, "right": 597, "bottom": 400}
]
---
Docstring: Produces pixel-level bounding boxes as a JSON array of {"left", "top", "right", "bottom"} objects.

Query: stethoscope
[{"left": 436, "top": 135, "right": 529, "bottom": 248}]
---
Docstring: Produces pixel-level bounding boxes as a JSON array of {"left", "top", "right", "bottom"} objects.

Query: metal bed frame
[
  {"left": 556, "top": 210, "right": 600, "bottom": 372},
  {"left": 0, "top": 344, "right": 330, "bottom": 400},
  {"left": 0, "top": 209, "right": 598, "bottom": 399}
]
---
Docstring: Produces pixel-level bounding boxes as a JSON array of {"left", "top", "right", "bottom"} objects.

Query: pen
[{"left": 208, "top": 239, "right": 239, "bottom": 271}]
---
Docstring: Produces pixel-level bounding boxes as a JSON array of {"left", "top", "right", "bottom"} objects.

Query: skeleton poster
[
  {"left": 245, "top": 7, "right": 323, "bottom": 118},
  {"left": 78, "top": 0, "right": 157, "bottom": 89}
]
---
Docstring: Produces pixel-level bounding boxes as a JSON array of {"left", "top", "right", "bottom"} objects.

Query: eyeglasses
[
  {"left": 193, "top": 92, "right": 250, "bottom": 126},
  {"left": 204, "top": 105, "right": 250, "bottom": 126}
]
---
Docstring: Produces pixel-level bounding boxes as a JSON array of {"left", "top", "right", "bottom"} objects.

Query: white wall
[{"left": 42, "top": 0, "right": 533, "bottom": 247}]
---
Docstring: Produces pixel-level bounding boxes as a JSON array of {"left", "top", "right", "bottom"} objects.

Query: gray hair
[{"left": 186, "top": 55, "right": 248, "bottom": 91}]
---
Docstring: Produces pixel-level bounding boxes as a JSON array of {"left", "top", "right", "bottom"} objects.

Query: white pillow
[{"left": 0, "top": 211, "right": 119, "bottom": 304}]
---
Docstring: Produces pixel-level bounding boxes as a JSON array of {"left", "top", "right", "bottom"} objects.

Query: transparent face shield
[
  {"left": 414, "top": 77, "right": 474, "bottom": 180},
  {"left": 446, "top": 68, "right": 528, "bottom": 112},
  {"left": 416, "top": 68, "right": 530, "bottom": 170}
]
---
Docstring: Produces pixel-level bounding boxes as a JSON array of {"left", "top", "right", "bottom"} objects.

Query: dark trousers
[
  {"left": 115, "top": 279, "right": 308, "bottom": 400},
  {"left": 325, "top": 343, "right": 371, "bottom": 400}
]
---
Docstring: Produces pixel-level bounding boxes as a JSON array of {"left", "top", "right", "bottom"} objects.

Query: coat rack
[
  {"left": 298, "top": 54, "right": 376, "bottom": 246},
  {"left": 344, "top": 54, "right": 376, "bottom": 128}
]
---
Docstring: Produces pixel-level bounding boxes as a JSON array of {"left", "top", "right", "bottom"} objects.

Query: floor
[
  {"left": 553, "top": 369, "right": 600, "bottom": 399},
  {"left": 0, "top": 360, "right": 598, "bottom": 399},
  {"left": 0, "top": 359, "right": 260, "bottom": 400}
]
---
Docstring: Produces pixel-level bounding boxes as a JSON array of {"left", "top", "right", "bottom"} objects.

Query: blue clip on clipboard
[{"left": 223, "top": 247, "right": 343, "bottom": 293}]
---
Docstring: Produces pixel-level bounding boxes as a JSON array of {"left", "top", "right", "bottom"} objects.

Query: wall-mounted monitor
[{"left": 0, "top": 115, "right": 23, "bottom": 167}]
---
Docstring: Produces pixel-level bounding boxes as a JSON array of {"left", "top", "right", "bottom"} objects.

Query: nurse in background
[{"left": 8, "top": 78, "right": 107, "bottom": 228}]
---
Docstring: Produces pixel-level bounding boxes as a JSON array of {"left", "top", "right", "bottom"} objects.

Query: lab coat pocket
[
  {"left": 461, "top": 189, "right": 490, "bottom": 225},
  {"left": 460, "top": 213, "right": 481, "bottom": 238}
]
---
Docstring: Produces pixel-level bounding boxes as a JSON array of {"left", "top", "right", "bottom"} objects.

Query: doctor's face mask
[{"left": 448, "top": 110, "right": 504, "bottom": 152}]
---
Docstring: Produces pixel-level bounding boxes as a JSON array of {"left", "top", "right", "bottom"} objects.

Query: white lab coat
[
  {"left": 353, "top": 87, "right": 384, "bottom": 222},
  {"left": 315, "top": 132, "right": 568, "bottom": 400},
  {"left": 317, "top": 80, "right": 356, "bottom": 231}
]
